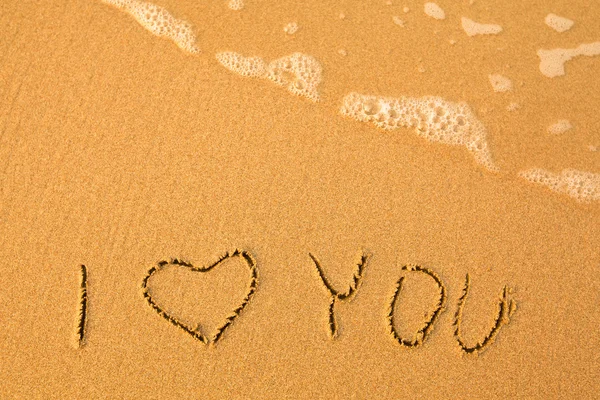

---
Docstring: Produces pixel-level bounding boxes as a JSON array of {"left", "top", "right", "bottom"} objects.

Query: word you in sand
[{"left": 74, "top": 250, "right": 516, "bottom": 355}]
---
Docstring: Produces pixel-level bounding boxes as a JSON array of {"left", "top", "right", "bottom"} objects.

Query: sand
[{"left": 1, "top": 0, "right": 599, "bottom": 398}]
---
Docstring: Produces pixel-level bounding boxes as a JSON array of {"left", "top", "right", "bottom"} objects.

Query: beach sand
[{"left": 1, "top": 0, "right": 599, "bottom": 398}]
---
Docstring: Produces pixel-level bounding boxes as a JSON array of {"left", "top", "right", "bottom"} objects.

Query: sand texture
[{"left": 1, "top": 0, "right": 599, "bottom": 398}]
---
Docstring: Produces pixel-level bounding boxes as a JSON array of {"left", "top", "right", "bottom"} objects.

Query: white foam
[
  {"left": 340, "top": 92, "right": 498, "bottom": 171},
  {"left": 547, "top": 120, "right": 572, "bottom": 134},
  {"left": 215, "top": 52, "right": 266, "bottom": 77},
  {"left": 424, "top": 3, "right": 445, "bottom": 20},
  {"left": 392, "top": 16, "right": 405, "bottom": 27},
  {"left": 227, "top": 0, "right": 244, "bottom": 11},
  {"left": 216, "top": 52, "right": 322, "bottom": 101},
  {"left": 545, "top": 14, "right": 574, "bottom": 33},
  {"left": 101, "top": 0, "right": 199, "bottom": 54},
  {"left": 283, "top": 22, "right": 299, "bottom": 34},
  {"left": 537, "top": 42, "right": 600, "bottom": 78},
  {"left": 506, "top": 102, "right": 520, "bottom": 112},
  {"left": 519, "top": 168, "right": 600, "bottom": 202},
  {"left": 266, "top": 53, "right": 322, "bottom": 102},
  {"left": 488, "top": 74, "right": 512, "bottom": 92},
  {"left": 461, "top": 17, "right": 502, "bottom": 36}
]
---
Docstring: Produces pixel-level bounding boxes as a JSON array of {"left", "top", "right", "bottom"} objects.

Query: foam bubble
[
  {"left": 537, "top": 42, "right": 600, "bottom": 78},
  {"left": 215, "top": 52, "right": 266, "bottom": 77},
  {"left": 228, "top": 0, "right": 244, "bottom": 11},
  {"left": 216, "top": 52, "right": 322, "bottom": 101},
  {"left": 461, "top": 17, "right": 502, "bottom": 36},
  {"left": 488, "top": 74, "right": 512, "bottom": 92},
  {"left": 506, "top": 102, "right": 520, "bottom": 112},
  {"left": 101, "top": 0, "right": 199, "bottom": 54},
  {"left": 392, "top": 16, "right": 405, "bottom": 27},
  {"left": 424, "top": 3, "right": 445, "bottom": 20},
  {"left": 266, "top": 53, "right": 322, "bottom": 102},
  {"left": 547, "top": 120, "right": 572, "bottom": 134},
  {"left": 340, "top": 92, "right": 498, "bottom": 171},
  {"left": 545, "top": 13, "right": 574, "bottom": 33},
  {"left": 283, "top": 22, "right": 299, "bottom": 34},
  {"left": 403, "top": 7, "right": 410, "bottom": 13},
  {"left": 519, "top": 168, "right": 600, "bottom": 202}
]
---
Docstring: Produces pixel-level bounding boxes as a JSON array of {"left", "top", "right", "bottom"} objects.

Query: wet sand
[{"left": 1, "top": 0, "right": 599, "bottom": 398}]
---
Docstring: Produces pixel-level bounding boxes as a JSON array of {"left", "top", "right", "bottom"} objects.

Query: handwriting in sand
[{"left": 74, "top": 249, "right": 516, "bottom": 355}]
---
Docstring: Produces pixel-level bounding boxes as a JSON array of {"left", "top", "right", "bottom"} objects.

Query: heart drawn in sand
[{"left": 141, "top": 249, "right": 258, "bottom": 345}]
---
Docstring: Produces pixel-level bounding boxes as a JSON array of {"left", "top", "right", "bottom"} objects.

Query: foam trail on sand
[
  {"left": 392, "top": 16, "right": 405, "bottom": 27},
  {"left": 537, "top": 42, "right": 600, "bottom": 78},
  {"left": 216, "top": 52, "right": 267, "bottom": 77},
  {"left": 283, "top": 22, "right": 299, "bottom": 34},
  {"left": 216, "top": 51, "right": 322, "bottom": 101},
  {"left": 424, "top": 3, "right": 445, "bottom": 20},
  {"left": 489, "top": 74, "right": 512, "bottom": 92},
  {"left": 228, "top": 0, "right": 244, "bottom": 11},
  {"left": 101, "top": 0, "right": 199, "bottom": 54},
  {"left": 461, "top": 17, "right": 502, "bottom": 36},
  {"left": 340, "top": 93, "right": 498, "bottom": 171},
  {"left": 545, "top": 14, "right": 574, "bottom": 33},
  {"left": 547, "top": 120, "right": 572, "bottom": 134},
  {"left": 519, "top": 168, "right": 600, "bottom": 202}
]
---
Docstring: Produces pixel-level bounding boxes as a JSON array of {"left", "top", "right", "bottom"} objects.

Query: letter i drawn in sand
[
  {"left": 75, "top": 264, "right": 88, "bottom": 348},
  {"left": 309, "top": 251, "right": 369, "bottom": 339}
]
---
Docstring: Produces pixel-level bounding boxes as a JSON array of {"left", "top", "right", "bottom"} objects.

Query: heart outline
[{"left": 141, "top": 249, "right": 258, "bottom": 345}]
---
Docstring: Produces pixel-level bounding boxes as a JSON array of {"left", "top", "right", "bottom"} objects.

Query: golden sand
[{"left": 1, "top": 0, "right": 599, "bottom": 398}]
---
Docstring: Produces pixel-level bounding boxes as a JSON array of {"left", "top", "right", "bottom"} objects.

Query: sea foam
[
  {"left": 537, "top": 42, "right": 600, "bottom": 78},
  {"left": 340, "top": 93, "right": 498, "bottom": 171},
  {"left": 101, "top": 0, "right": 199, "bottom": 54},
  {"left": 545, "top": 14, "right": 574, "bottom": 33},
  {"left": 461, "top": 17, "right": 502, "bottom": 36},
  {"left": 519, "top": 168, "right": 600, "bottom": 202},
  {"left": 547, "top": 120, "right": 572, "bottom": 135},
  {"left": 216, "top": 52, "right": 322, "bottom": 101},
  {"left": 283, "top": 22, "right": 299, "bottom": 34},
  {"left": 424, "top": 3, "right": 445, "bottom": 20},
  {"left": 488, "top": 74, "right": 512, "bottom": 92},
  {"left": 227, "top": 0, "right": 244, "bottom": 11}
]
